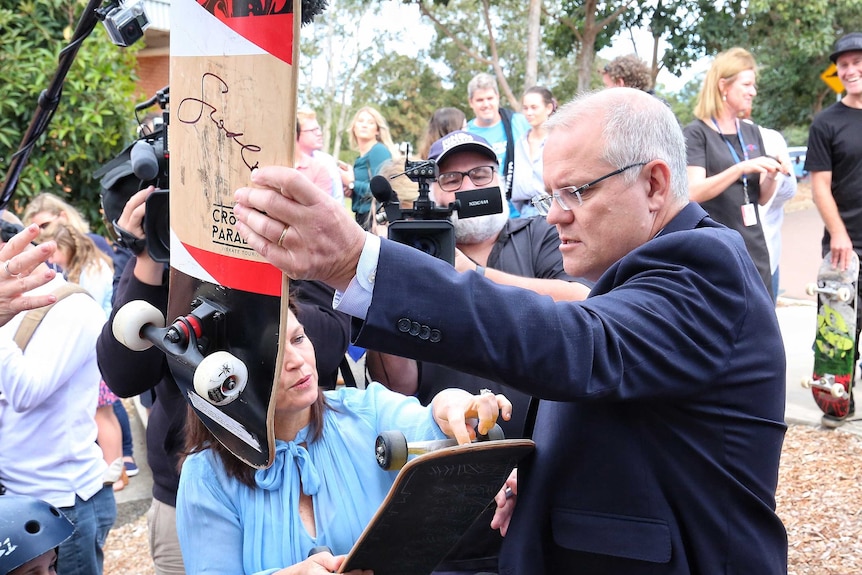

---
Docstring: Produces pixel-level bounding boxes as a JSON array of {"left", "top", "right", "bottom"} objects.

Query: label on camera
[{"left": 455, "top": 186, "right": 504, "bottom": 219}]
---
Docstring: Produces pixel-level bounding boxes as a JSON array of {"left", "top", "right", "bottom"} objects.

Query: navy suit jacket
[{"left": 354, "top": 202, "right": 788, "bottom": 574}]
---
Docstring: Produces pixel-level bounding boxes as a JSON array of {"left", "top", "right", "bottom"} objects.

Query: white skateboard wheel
[
  {"left": 805, "top": 283, "right": 817, "bottom": 296},
  {"left": 800, "top": 378, "right": 813, "bottom": 389},
  {"left": 837, "top": 286, "right": 852, "bottom": 302},
  {"left": 194, "top": 351, "right": 248, "bottom": 406},
  {"left": 831, "top": 383, "right": 848, "bottom": 398},
  {"left": 112, "top": 300, "right": 166, "bottom": 351}
]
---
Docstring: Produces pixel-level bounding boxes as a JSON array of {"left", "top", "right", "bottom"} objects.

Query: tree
[
  {"left": 408, "top": 0, "right": 530, "bottom": 110},
  {"left": 545, "top": 0, "right": 637, "bottom": 91},
  {"left": 0, "top": 0, "right": 141, "bottom": 229}
]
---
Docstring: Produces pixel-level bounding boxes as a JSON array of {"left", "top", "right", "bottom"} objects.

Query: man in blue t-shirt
[{"left": 465, "top": 73, "right": 530, "bottom": 216}]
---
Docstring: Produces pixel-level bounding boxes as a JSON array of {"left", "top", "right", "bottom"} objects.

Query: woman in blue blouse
[
  {"left": 176, "top": 297, "right": 511, "bottom": 575},
  {"left": 338, "top": 107, "right": 396, "bottom": 229}
]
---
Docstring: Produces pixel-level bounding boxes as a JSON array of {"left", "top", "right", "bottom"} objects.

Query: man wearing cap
[
  {"left": 368, "top": 130, "right": 589, "bottom": 436},
  {"left": 806, "top": 32, "right": 862, "bottom": 425},
  {"left": 367, "top": 130, "right": 589, "bottom": 573}
]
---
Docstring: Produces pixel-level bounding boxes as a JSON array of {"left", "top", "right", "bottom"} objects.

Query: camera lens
[{"left": 409, "top": 236, "right": 441, "bottom": 258}]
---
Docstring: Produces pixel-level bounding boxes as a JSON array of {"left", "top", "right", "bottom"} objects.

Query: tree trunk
[{"left": 525, "top": 0, "right": 542, "bottom": 90}]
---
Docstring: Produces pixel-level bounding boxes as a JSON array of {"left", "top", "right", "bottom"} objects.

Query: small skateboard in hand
[{"left": 802, "top": 250, "right": 859, "bottom": 427}]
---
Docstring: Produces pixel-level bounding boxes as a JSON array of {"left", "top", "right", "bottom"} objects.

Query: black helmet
[{"left": 0, "top": 495, "right": 74, "bottom": 575}]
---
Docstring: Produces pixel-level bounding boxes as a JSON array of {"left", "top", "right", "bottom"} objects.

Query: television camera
[
  {"left": 371, "top": 153, "right": 504, "bottom": 265},
  {"left": 96, "top": 86, "right": 170, "bottom": 263}
]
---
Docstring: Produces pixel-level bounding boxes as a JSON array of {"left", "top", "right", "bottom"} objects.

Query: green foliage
[
  {"left": 0, "top": 0, "right": 140, "bottom": 231},
  {"left": 657, "top": 73, "right": 703, "bottom": 127}
]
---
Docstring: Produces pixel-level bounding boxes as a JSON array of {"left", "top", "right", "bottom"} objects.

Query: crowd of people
[{"left": 1, "top": 33, "right": 859, "bottom": 575}]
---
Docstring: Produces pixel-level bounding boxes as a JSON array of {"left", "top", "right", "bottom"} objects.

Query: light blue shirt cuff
[{"left": 333, "top": 233, "right": 380, "bottom": 321}]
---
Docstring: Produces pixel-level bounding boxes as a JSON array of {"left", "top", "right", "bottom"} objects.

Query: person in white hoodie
[{"left": 0, "top": 213, "right": 116, "bottom": 575}]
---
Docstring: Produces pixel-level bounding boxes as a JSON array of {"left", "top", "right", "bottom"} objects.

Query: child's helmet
[{"left": 0, "top": 495, "right": 74, "bottom": 574}]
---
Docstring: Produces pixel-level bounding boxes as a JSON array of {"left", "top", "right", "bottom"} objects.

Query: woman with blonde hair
[
  {"left": 683, "top": 47, "right": 788, "bottom": 299},
  {"left": 338, "top": 106, "right": 396, "bottom": 228},
  {"left": 22, "top": 192, "right": 120, "bottom": 262},
  {"left": 44, "top": 223, "right": 114, "bottom": 312}
]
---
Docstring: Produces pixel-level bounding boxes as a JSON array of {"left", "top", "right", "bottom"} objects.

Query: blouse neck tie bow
[{"left": 255, "top": 439, "right": 321, "bottom": 495}]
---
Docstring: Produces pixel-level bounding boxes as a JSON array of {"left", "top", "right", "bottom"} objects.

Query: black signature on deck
[{"left": 176, "top": 72, "right": 261, "bottom": 172}]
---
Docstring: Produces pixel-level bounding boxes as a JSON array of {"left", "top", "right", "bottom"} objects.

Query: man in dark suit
[{"left": 232, "top": 87, "right": 788, "bottom": 575}]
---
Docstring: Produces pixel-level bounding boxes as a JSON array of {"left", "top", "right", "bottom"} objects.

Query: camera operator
[
  {"left": 366, "top": 131, "right": 590, "bottom": 574},
  {"left": 96, "top": 186, "right": 351, "bottom": 575},
  {"left": 368, "top": 132, "right": 590, "bottom": 432}
]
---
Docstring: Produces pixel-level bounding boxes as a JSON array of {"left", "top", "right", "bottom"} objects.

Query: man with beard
[
  {"left": 367, "top": 130, "right": 589, "bottom": 574},
  {"left": 366, "top": 131, "right": 590, "bottom": 437}
]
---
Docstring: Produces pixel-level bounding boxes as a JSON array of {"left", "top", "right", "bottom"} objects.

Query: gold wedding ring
[
  {"left": 3, "top": 260, "right": 22, "bottom": 279},
  {"left": 276, "top": 225, "right": 289, "bottom": 248}
]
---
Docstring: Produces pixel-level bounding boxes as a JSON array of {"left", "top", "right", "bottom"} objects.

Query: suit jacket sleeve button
[
  {"left": 409, "top": 321, "right": 421, "bottom": 336},
  {"left": 419, "top": 325, "right": 431, "bottom": 340},
  {"left": 397, "top": 318, "right": 411, "bottom": 332},
  {"left": 429, "top": 330, "right": 442, "bottom": 343}
]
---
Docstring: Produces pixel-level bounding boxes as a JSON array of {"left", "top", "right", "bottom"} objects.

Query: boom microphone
[
  {"left": 370, "top": 175, "right": 394, "bottom": 204},
  {"left": 129, "top": 140, "right": 159, "bottom": 181}
]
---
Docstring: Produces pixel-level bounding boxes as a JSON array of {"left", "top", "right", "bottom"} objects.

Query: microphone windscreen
[
  {"left": 129, "top": 140, "right": 159, "bottom": 181},
  {"left": 370, "top": 175, "right": 394, "bottom": 204}
]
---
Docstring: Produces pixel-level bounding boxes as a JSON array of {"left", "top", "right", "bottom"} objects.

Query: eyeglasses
[
  {"left": 436, "top": 165, "right": 496, "bottom": 192},
  {"left": 531, "top": 162, "right": 648, "bottom": 215},
  {"left": 300, "top": 126, "right": 322, "bottom": 134}
]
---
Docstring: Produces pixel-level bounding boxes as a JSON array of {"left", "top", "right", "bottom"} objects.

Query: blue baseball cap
[{"left": 427, "top": 131, "right": 498, "bottom": 166}]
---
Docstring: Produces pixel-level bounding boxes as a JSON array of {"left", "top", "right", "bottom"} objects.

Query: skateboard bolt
[{"left": 166, "top": 327, "right": 182, "bottom": 344}]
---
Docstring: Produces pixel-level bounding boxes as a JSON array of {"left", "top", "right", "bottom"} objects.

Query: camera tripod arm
[{"left": 0, "top": 0, "right": 105, "bottom": 213}]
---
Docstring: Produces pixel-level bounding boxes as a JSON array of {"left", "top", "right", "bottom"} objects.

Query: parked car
[{"left": 788, "top": 146, "right": 808, "bottom": 181}]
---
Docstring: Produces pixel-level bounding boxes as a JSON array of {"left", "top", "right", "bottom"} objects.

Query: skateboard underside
[
  {"left": 167, "top": 0, "right": 298, "bottom": 467},
  {"left": 808, "top": 252, "right": 858, "bottom": 419},
  {"left": 338, "top": 440, "right": 534, "bottom": 575}
]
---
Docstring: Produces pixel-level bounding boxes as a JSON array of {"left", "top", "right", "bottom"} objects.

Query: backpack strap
[
  {"left": 13, "top": 283, "right": 91, "bottom": 351},
  {"left": 498, "top": 107, "right": 516, "bottom": 200}
]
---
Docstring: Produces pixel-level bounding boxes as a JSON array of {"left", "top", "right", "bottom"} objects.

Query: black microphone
[
  {"left": 129, "top": 140, "right": 159, "bottom": 181},
  {"left": 370, "top": 175, "right": 394, "bottom": 204}
]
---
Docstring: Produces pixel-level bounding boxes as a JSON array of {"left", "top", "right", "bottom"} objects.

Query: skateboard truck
[
  {"left": 375, "top": 425, "right": 506, "bottom": 471},
  {"left": 112, "top": 298, "right": 248, "bottom": 405},
  {"left": 806, "top": 281, "right": 854, "bottom": 302},
  {"left": 800, "top": 375, "right": 850, "bottom": 399}
]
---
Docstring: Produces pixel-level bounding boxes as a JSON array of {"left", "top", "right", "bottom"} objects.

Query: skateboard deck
[
  {"left": 338, "top": 437, "right": 535, "bottom": 575},
  {"left": 166, "top": 0, "right": 299, "bottom": 468},
  {"left": 803, "top": 251, "right": 859, "bottom": 424}
]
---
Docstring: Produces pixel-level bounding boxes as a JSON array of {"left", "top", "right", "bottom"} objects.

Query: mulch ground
[{"left": 102, "top": 422, "right": 862, "bottom": 574}]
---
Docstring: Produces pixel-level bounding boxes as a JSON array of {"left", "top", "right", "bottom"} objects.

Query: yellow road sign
[{"left": 821, "top": 64, "right": 845, "bottom": 94}]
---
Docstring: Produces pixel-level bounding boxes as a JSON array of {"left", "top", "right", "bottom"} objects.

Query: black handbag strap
[{"left": 498, "top": 107, "right": 516, "bottom": 200}]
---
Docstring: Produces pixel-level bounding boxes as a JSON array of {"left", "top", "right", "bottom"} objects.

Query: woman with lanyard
[{"left": 684, "top": 47, "right": 788, "bottom": 299}]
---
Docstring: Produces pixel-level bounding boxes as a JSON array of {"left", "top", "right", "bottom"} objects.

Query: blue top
[
  {"left": 466, "top": 114, "right": 530, "bottom": 172},
  {"left": 176, "top": 383, "right": 447, "bottom": 574},
  {"left": 351, "top": 142, "right": 392, "bottom": 215}
]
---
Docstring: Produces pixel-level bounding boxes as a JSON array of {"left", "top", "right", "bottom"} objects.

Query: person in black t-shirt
[{"left": 806, "top": 32, "right": 862, "bottom": 424}]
